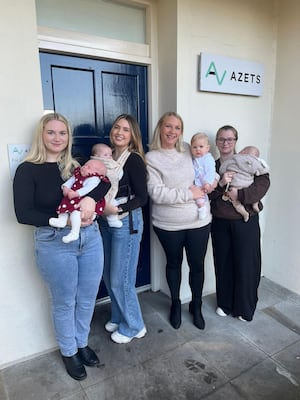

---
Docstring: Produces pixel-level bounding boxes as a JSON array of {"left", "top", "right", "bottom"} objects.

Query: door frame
[{"left": 37, "top": 24, "right": 161, "bottom": 293}]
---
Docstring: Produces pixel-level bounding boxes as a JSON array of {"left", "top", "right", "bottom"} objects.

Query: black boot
[
  {"left": 62, "top": 353, "right": 87, "bottom": 380},
  {"left": 170, "top": 299, "right": 181, "bottom": 329},
  {"left": 78, "top": 346, "right": 100, "bottom": 367},
  {"left": 189, "top": 301, "right": 205, "bottom": 330}
]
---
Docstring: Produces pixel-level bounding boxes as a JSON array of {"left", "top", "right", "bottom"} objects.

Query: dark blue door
[{"left": 39, "top": 52, "right": 150, "bottom": 298}]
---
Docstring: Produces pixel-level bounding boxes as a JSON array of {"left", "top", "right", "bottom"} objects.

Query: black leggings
[{"left": 153, "top": 225, "right": 210, "bottom": 302}]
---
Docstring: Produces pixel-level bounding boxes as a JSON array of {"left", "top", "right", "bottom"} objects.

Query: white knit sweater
[{"left": 146, "top": 142, "right": 211, "bottom": 231}]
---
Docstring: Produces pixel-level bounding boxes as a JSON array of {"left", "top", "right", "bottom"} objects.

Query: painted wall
[
  {"left": 154, "top": 0, "right": 277, "bottom": 300},
  {"left": 263, "top": 0, "right": 300, "bottom": 294},
  {"left": 149, "top": 0, "right": 178, "bottom": 293},
  {"left": 0, "top": 1, "right": 58, "bottom": 367}
]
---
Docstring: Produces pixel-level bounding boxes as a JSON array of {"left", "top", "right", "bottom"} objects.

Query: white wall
[
  {"left": 180, "top": 0, "right": 276, "bottom": 295},
  {"left": 0, "top": 0, "right": 57, "bottom": 367},
  {"left": 153, "top": 0, "right": 277, "bottom": 300},
  {"left": 149, "top": 0, "right": 178, "bottom": 295},
  {"left": 264, "top": 0, "right": 300, "bottom": 294}
]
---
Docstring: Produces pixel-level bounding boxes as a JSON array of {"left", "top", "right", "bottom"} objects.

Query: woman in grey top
[{"left": 146, "top": 112, "right": 211, "bottom": 330}]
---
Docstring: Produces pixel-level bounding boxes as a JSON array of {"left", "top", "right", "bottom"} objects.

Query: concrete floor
[{"left": 1, "top": 277, "right": 300, "bottom": 400}]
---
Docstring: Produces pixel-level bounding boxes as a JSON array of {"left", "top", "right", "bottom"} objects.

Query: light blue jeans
[
  {"left": 34, "top": 222, "right": 103, "bottom": 356},
  {"left": 99, "top": 208, "right": 145, "bottom": 337}
]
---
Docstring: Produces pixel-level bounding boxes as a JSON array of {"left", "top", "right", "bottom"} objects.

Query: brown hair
[
  {"left": 109, "top": 114, "right": 145, "bottom": 162},
  {"left": 216, "top": 125, "right": 238, "bottom": 141},
  {"left": 216, "top": 125, "right": 238, "bottom": 154}
]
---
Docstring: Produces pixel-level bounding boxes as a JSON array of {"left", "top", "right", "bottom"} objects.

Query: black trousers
[
  {"left": 211, "top": 214, "right": 261, "bottom": 321},
  {"left": 153, "top": 224, "right": 210, "bottom": 302}
]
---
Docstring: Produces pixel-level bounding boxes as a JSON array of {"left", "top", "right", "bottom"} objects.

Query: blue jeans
[
  {"left": 99, "top": 208, "right": 145, "bottom": 337},
  {"left": 34, "top": 222, "right": 103, "bottom": 356}
]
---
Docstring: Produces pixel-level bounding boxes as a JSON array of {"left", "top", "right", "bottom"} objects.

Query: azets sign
[{"left": 199, "top": 53, "right": 264, "bottom": 96}]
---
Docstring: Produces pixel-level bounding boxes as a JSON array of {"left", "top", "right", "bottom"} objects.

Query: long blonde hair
[
  {"left": 149, "top": 111, "right": 185, "bottom": 152},
  {"left": 24, "top": 113, "right": 79, "bottom": 180},
  {"left": 109, "top": 114, "right": 146, "bottom": 162}
]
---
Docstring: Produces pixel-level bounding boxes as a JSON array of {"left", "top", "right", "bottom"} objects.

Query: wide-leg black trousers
[{"left": 211, "top": 214, "right": 261, "bottom": 321}]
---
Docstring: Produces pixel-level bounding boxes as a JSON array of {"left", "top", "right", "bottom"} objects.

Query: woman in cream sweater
[{"left": 146, "top": 112, "right": 211, "bottom": 330}]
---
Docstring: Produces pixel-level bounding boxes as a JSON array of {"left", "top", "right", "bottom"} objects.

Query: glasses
[{"left": 217, "top": 138, "right": 236, "bottom": 144}]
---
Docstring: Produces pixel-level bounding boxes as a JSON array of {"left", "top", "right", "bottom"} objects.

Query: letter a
[{"left": 205, "top": 62, "right": 226, "bottom": 85}]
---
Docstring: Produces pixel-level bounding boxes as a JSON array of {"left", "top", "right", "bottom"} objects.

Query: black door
[{"left": 39, "top": 52, "right": 150, "bottom": 297}]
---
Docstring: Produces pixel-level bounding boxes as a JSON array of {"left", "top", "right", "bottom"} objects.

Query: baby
[
  {"left": 91, "top": 143, "right": 123, "bottom": 228},
  {"left": 219, "top": 145, "right": 269, "bottom": 222},
  {"left": 49, "top": 159, "right": 107, "bottom": 243},
  {"left": 191, "top": 132, "right": 216, "bottom": 220}
]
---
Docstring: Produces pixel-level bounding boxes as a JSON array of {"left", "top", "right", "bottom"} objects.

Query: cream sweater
[{"left": 146, "top": 142, "right": 211, "bottom": 231}]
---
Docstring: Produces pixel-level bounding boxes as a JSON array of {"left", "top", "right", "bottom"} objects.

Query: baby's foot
[
  {"left": 108, "top": 220, "right": 123, "bottom": 228},
  {"left": 62, "top": 232, "right": 79, "bottom": 243},
  {"left": 106, "top": 215, "right": 123, "bottom": 228},
  {"left": 49, "top": 217, "right": 67, "bottom": 228},
  {"left": 198, "top": 207, "right": 207, "bottom": 220}
]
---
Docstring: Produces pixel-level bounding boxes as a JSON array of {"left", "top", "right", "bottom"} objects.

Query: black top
[
  {"left": 13, "top": 161, "right": 110, "bottom": 227},
  {"left": 116, "top": 152, "right": 148, "bottom": 214}
]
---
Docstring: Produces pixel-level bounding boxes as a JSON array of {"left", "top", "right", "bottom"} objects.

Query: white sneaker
[
  {"left": 216, "top": 307, "right": 227, "bottom": 317},
  {"left": 111, "top": 326, "right": 147, "bottom": 344},
  {"left": 238, "top": 316, "right": 247, "bottom": 322},
  {"left": 104, "top": 321, "right": 119, "bottom": 333}
]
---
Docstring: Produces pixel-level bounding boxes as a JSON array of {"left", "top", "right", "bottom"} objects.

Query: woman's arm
[
  {"left": 119, "top": 153, "right": 148, "bottom": 213},
  {"left": 146, "top": 160, "right": 193, "bottom": 205},
  {"left": 13, "top": 162, "right": 62, "bottom": 227},
  {"left": 13, "top": 163, "right": 40, "bottom": 226},
  {"left": 238, "top": 173, "right": 270, "bottom": 205}
]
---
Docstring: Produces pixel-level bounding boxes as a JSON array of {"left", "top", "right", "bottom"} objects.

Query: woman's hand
[
  {"left": 219, "top": 171, "right": 235, "bottom": 187},
  {"left": 203, "top": 183, "right": 212, "bottom": 194},
  {"left": 79, "top": 196, "right": 96, "bottom": 225},
  {"left": 103, "top": 202, "right": 119, "bottom": 216},
  {"left": 189, "top": 185, "right": 205, "bottom": 200}
]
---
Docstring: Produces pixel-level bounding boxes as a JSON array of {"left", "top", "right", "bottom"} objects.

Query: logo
[
  {"left": 200, "top": 53, "right": 264, "bottom": 96},
  {"left": 205, "top": 62, "right": 227, "bottom": 85}
]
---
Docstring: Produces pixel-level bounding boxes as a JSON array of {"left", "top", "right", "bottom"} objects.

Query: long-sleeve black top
[
  {"left": 115, "top": 152, "right": 148, "bottom": 214},
  {"left": 13, "top": 161, "right": 110, "bottom": 227}
]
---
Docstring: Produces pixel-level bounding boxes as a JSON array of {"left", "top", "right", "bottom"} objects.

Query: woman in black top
[
  {"left": 13, "top": 113, "right": 110, "bottom": 381},
  {"left": 210, "top": 125, "right": 270, "bottom": 322},
  {"left": 98, "top": 114, "right": 148, "bottom": 344}
]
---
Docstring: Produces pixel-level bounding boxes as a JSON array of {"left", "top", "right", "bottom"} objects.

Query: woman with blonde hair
[
  {"left": 146, "top": 112, "right": 211, "bottom": 330},
  {"left": 13, "top": 113, "right": 110, "bottom": 381}
]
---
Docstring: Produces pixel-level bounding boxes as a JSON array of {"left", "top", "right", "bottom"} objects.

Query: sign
[
  {"left": 199, "top": 53, "right": 264, "bottom": 96},
  {"left": 7, "top": 144, "right": 31, "bottom": 179}
]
